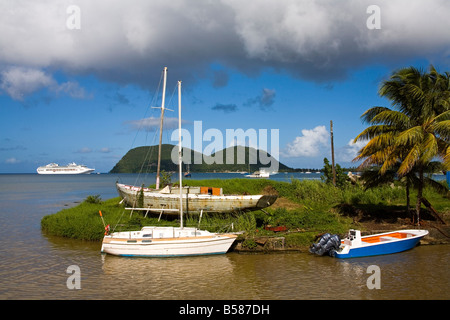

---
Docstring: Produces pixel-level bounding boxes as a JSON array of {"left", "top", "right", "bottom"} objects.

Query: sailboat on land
[
  {"left": 102, "top": 79, "right": 238, "bottom": 257},
  {"left": 115, "top": 67, "right": 277, "bottom": 215}
]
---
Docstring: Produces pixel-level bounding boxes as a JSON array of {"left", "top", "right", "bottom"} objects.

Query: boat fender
[{"left": 104, "top": 224, "right": 110, "bottom": 235}]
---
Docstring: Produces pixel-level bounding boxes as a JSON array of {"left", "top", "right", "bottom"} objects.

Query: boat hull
[
  {"left": 116, "top": 183, "right": 277, "bottom": 214},
  {"left": 37, "top": 169, "right": 94, "bottom": 175},
  {"left": 101, "top": 228, "right": 237, "bottom": 257},
  {"left": 36, "top": 163, "right": 94, "bottom": 174},
  {"left": 335, "top": 230, "right": 428, "bottom": 259}
]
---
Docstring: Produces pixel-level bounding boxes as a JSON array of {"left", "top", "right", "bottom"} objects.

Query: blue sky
[{"left": 1, "top": 0, "right": 449, "bottom": 173}]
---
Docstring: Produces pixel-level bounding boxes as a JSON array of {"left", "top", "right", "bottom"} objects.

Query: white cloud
[
  {"left": 99, "top": 147, "right": 112, "bottom": 153},
  {"left": 336, "top": 139, "right": 368, "bottom": 163},
  {"left": 284, "top": 125, "right": 329, "bottom": 157},
  {"left": 54, "top": 81, "right": 90, "bottom": 99},
  {"left": 0, "top": 66, "right": 89, "bottom": 101},
  {"left": 5, "top": 157, "right": 21, "bottom": 164},
  {"left": 0, "top": 0, "right": 449, "bottom": 99},
  {"left": 125, "top": 116, "right": 188, "bottom": 131},
  {"left": 76, "top": 147, "right": 92, "bottom": 154},
  {"left": 0, "top": 67, "right": 54, "bottom": 100}
]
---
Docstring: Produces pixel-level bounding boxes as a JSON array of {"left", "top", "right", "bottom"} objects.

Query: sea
[{"left": 0, "top": 172, "right": 449, "bottom": 304}]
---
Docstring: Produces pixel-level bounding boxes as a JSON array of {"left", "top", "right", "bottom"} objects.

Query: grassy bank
[{"left": 41, "top": 178, "right": 450, "bottom": 250}]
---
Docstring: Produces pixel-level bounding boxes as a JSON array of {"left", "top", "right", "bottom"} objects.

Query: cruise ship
[{"left": 36, "top": 162, "right": 95, "bottom": 174}]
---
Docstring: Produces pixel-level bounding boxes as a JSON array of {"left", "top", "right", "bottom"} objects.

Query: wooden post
[{"left": 330, "top": 120, "right": 336, "bottom": 186}]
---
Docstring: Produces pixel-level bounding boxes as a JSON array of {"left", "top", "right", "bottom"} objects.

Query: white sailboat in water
[
  {"left": 115, "top": 68, "right": 277, "bottom": 215},
  {"left": 102, "top": 77, "right": 238, "bottom": 257}
]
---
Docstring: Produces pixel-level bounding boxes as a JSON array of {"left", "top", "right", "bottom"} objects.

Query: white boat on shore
[
  {"left": 101, "top": 226, "right": 238, "bottom": 257},
  {"left": 37, "top": 162, "right": 94, "bottom": 174},
  {"left": 116, "top": 182, "right": 277, "bottom": 215},
  {"left": 102, "top": 75, "right": 238, "bottom": 257},
  {"left": 335, "top": 229, "right": 429, "bottom": 259}
]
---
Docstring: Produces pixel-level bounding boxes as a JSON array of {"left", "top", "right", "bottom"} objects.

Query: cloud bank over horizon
[{"left": 1, "top": 0, "right": 449, "bottom": 101}]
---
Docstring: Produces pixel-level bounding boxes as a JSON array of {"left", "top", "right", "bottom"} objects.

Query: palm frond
[
  {"left": 420, "top": 133, "right": 439, "bottom": 164},
  {"left": 398, "top": 145, "right": 421, "bottom": 176},
  {"left": 434, "top": 110, "right": 450, "bottom": 122},
  {"left": 360, "top": 106, "right": 392, "bottom": 123},
  {"left": 432, "top": 120, "right": 450, "bottom": 142},
  {"left": 443, "top": 145, "right": 450, "bottom": 171},
  {"left": 353, "top": 125, "right": 396, "bottom": 142},
  {"left": 394, "top": 126, "right": 423, "bottom": 147},
  {"left": 370, "top": 110, "right": 411, "bottom": 127}
]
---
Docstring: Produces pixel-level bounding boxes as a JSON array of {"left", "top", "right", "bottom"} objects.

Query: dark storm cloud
[
  {"left": 211, "top": 103, "right": 238, "bottom": 113},
  {"left": 1, "top": 0, "right": 449, "bottom": 99}
]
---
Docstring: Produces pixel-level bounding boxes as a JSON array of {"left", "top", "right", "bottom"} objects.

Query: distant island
[{"left": 109, "top": 144, "right": 305, "bottom": 173}]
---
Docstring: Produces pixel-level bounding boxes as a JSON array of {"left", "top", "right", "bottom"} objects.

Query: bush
[
  {"left": 41, "top": 197, "right": 123, "bottom": 241},
  {"left": 84, "top": 194, "right": 102, "bottom": 204}
]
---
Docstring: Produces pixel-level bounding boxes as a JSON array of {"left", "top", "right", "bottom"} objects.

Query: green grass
[{"left": 41, "top": 178, "right": 449, "bottom": 249}]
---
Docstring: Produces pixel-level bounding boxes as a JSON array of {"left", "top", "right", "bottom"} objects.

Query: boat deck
[{"left": 361, "top": 232, "right": 412, "bottom": 244}]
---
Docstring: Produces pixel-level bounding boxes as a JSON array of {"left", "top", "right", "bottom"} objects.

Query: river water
[{"left": 0, "top": 173, "right": 449, "bottom": 301}]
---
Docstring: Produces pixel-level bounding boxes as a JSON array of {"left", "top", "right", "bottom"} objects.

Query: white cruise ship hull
[
  {"left": 36, "top": 163, "right": 94, "bottom": 174},
  {"left": 37, "top": 168, "right": 94, "bottom": 174}
]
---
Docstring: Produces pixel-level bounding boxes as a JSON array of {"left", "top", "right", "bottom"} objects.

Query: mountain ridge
[{"left": 109, "top": 144, "right": 292, "bottom": 173}]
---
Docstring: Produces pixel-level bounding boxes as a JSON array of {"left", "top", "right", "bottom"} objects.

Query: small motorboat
[
  {"left": 310, "top": 229, "right": 429, "bottom": 259},
  {"left": 336, "top": 229, "right": 429, "bottom": 258}
]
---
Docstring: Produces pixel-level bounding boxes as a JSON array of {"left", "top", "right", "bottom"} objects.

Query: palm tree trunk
[
  {"left": 415, "top": 167, "right": 424, "bottom": 225},
  {"left": 406, "top": 179, "right": 410, "bottom": 215}
]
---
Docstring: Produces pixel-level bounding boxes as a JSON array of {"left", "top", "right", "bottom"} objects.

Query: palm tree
[
  {"left": 354, "top": 65, "right": 450, "bottom": 224},
  {"left": 361, "top": 161, "right": 448, "bottom": 218}
]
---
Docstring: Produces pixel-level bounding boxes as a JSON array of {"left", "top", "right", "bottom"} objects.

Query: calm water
[{"left": 0, "top": 173, "right": 449, "bottom": 300}]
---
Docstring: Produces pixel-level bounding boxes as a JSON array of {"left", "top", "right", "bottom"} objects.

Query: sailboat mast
[
  {"left": 156, "top": 67, "right": 168, "bottom": 190},
  {"left": 178, "top": 80, "right": 183, "bottom": 229}
]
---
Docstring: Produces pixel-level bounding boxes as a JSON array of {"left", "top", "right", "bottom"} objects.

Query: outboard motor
[
  {"left": 310, "top": 233, "right": 341, "bottom": 257},
  {"left": 309, "top": 233, "right": 331, "bottom": 256}
]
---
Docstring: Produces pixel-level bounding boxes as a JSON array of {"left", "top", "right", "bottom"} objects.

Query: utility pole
[{"left": 330, "top": 120, "right": 336, "bottom": 187}]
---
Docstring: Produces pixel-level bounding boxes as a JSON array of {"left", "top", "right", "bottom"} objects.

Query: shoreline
[
  {"left": 41, "top": 178, "right": 450, "bottom": 253},
  {"left": 232, "top": 221, "right": 450, "bottom": 254}
]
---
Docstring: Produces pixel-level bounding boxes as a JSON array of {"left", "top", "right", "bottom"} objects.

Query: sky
[{"left": 1, "top": 0, "right": 450, "bottom": 173}]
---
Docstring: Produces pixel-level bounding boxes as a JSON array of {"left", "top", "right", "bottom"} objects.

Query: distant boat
[
  {"left": 310, "top": 229, "right": 429, "bottom": 259},
  {"left": 184, "top": 164, "right": 191, "bottom": 177},
  {"left": 245, "top": 168, "right": 271, "bottom": 178},
  {"left": 36, "top": 162, "right": 94, "bottom": 174},
  {"left": 102, "top": 78, "right": 238, "bottom": 257}
]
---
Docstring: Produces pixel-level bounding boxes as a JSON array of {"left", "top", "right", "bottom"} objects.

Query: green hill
[{"left": 109, "top": 144, "right": 292, "bottom": 173}]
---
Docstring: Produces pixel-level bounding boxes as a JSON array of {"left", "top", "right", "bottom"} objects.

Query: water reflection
[
  {"left": 333, "top": 245, "right": 450, "bottom": 300},
  {"left": 40, "top": 234, "right": 450, "bottom": 300},
  {"left": 101, "top": 254, "right": 236, "bottom": 300}
]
